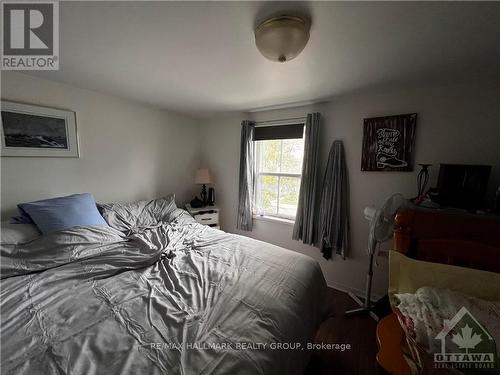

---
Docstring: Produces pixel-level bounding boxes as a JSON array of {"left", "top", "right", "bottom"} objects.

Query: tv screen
[{"left": 436, "top": 164, "right": 491, "bottom": 210}]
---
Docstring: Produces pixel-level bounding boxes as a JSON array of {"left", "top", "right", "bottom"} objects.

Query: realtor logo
[
  {"left": 2, "top": 1, "right": 59, "bottom": 70},
  {"left": 434, "top": 307, "right": 498, "bottom": 373}
]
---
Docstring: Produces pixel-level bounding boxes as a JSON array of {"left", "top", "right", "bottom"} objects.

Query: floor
[{"left": 305, "top": 288, "right": 388, "bottom": 375}]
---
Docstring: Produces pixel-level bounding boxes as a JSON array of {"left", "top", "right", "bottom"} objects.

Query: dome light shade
[{"left": 255, "top": 16, "right": 310, "bottom": 63}]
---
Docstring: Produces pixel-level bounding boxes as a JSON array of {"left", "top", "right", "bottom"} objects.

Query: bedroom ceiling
[{"left": 25, "top": 1, "right": 500, "bottom": 117}]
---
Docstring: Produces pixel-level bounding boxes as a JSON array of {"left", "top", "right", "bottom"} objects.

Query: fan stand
[{"left": 345, "top": 251, "right": 379, "bottom": 321}]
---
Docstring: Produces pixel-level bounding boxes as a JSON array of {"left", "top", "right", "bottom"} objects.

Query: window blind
[{"left": 253, "top": 123, "right": 304, "bottom": 141}]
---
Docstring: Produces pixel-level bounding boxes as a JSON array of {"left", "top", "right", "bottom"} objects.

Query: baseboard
[{"left": 326, "top": 281, "right": 384, "bottom": 303}]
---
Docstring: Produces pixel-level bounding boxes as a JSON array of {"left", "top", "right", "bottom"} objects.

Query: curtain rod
[{"left": 254, "top": 116, "right": 307, "bottom": 127}]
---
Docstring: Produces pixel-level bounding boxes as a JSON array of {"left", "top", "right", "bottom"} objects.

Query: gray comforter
[{"left": 1, "top": 211, "right": 326, "bottom": 375}]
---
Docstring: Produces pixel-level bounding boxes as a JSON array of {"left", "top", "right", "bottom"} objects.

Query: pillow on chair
[{"left": 17, "top": 193, "right": 108, "bottom": 235}]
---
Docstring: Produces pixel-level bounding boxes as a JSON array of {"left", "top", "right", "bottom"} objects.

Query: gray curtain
[
  {"left": 237, "top": 120, "right": 255, "bottom": 231},
  {"left": 316, "top": 140, "right": 350, "bottom": 259},
  {"left": 293, "top": 113, "right": 320, "bottom": 244}
]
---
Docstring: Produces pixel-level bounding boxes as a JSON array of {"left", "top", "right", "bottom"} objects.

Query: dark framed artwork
[
  {"left": 1, "top": 100, "right": 79, "bottom": 157},
  {"left": 361, "top": 113, "right": 417, "bottom": 171}
]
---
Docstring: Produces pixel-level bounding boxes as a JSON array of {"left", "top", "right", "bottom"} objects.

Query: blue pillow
[
  {"left": 10, "top": 209, "right": 34, "bottom": 224},
  {"left": 17, "top": 193, "right": 108, "bottom": 234}
]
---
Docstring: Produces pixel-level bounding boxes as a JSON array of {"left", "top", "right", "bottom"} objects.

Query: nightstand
[{"left": 185, "top": 204, "right": 220, "bottom": 229}]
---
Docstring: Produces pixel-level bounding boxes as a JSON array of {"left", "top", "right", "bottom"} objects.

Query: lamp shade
[{"left": 195, "top": 168, "right": 212, "bottom": 184}]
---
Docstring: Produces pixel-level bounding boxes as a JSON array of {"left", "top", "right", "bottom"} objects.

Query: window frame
[{"left": 252, "top": 123, "right": 305, "bottom": 222}]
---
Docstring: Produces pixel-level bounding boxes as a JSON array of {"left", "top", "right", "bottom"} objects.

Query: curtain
[
  {"left": 237, "top": 120, "right": 255, "bottom": 231},
  {"left": 293, "top": 113, "right": 320, "bottom": 244},
  {"left": 316, "top": 140, "right": 350, "bottom": 260}
]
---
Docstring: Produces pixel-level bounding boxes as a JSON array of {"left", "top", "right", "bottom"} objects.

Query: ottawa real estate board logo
[
  {"left": 434, "top": 306, "right": 498, "bottom": 373},
  {"left": 2, "top": 1, "right": 59, "bottom": 70}
]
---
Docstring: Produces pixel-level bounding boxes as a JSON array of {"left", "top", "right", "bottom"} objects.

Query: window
[{"left": 253, "top": 125, "right": 305, "bottom": 220}]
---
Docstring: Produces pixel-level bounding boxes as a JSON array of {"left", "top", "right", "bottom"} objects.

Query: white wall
[
  {"left": 1, "top": 72, "right": 200, "bottom": 218},
  {"left": 200, "top": 81, "right": 500, "bottom": 298}
]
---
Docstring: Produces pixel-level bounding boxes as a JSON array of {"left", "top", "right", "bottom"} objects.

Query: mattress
[{"left": 1, "top": 211, "right": 326, "bottom": 375}]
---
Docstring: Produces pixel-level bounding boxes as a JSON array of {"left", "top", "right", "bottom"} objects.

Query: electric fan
[{"left": 345, "top": 193, "right": 408, "bottom": 321}]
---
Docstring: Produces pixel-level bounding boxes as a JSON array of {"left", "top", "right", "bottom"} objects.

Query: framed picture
[
  {"left": 1, "top": 100, "right": 79, "bottom": 157},
  {"left": 361, "top": 113, "right": 416, "bottom": 171}
]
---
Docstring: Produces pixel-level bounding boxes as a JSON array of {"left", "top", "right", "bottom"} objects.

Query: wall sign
[{"left": 361, "top": 113, "right": 416, "bottom": 171}]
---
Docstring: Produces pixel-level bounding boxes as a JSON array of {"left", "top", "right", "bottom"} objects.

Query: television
[{"left": 434, "top": 164, "right": 491, "bottom": 210}]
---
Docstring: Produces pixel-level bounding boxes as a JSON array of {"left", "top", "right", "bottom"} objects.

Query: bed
[
  {"left": 376, "top": 207, "right": 500, "bottom": 374},
  {"left": 1, "top": 203, "right": 327, "bottom": 375}
]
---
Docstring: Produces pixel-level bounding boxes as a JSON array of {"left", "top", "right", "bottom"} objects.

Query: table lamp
[{"left": 195, "top": 168, "right": 212, "bottom": 206}]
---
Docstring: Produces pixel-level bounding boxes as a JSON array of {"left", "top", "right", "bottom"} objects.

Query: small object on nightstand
[
  {"left": 208, "top": 187, "right": 215, "bottom": 206},
  {"left": 185, "top": 203, "right": 220, "bottom": 230},
  {"left": 190, "top": 196, "right": 203, "bottom": 208}
]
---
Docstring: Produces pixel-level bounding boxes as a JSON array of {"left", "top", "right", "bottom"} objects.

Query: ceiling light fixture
[{"left": 255, "top": 15, "right": 310, "bottom": 63}]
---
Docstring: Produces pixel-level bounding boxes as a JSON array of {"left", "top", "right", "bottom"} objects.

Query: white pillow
[{"left": 1, "top": 222, "right": 40, "bottom": 244}]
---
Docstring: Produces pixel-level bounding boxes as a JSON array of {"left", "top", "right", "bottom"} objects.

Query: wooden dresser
[{"left": 376, "top": 207, "right": 500, "bottom": 374}]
